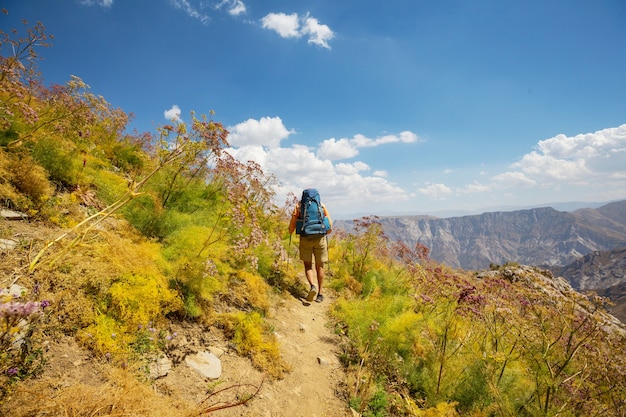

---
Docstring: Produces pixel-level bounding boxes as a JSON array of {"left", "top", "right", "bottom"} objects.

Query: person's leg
[
  {"left": 300, "top": 238, "right": 315, "bottom": 287},
  {"left": 313, "top": 236, "right": 328, "bottom": 302},
  {"left": 304, "top": 261, "right": 318, "bottom": 301},
  {"left": 303, "top": 261, "right": 315, "bottom": 287},
  {"left": 315, "top": 262, "right": 324, "bottom": 295}
]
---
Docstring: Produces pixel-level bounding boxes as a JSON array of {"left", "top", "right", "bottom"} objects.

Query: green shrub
[{"left": 30, "top": 136, "right": 79, "bottom": 187}]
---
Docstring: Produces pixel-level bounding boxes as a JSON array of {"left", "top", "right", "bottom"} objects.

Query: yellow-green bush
[
  {"left": 88, "top": 167, "right": 129, "bottom": 206},
  {"left": 220, "top": 311, "right": 287, "bottom": 378},
  {"left": 3, "top": 151, "right": 53, "bottom": 211},
  {"left": 78, "top": 312, "right": 132, "bottom": 357},
  {"left": 109, "top": 272, "right": 180, "bottom": 327},
  {"left": 227, "top": 270, "right": 271, "bottom": 313}
]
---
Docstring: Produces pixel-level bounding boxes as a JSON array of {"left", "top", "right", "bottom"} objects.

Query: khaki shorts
[{"left": 299, "top": 235, "right": 328, "bottom": 265}]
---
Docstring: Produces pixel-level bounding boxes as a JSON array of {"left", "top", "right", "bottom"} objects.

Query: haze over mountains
[{"left": 355, "top": 200, "right": 626, "bottom": 270}]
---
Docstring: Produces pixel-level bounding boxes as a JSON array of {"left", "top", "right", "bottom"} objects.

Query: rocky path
[
  {"left": 216, "top": 291, "right": 352, "bottom": 417},
  {"left": 154, "top": 290, "right": 353, "bottom": 417}
]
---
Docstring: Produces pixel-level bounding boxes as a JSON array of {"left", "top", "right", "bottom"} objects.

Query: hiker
[{"left": 289, "top": 189, "right": 332, "bottom": 303}]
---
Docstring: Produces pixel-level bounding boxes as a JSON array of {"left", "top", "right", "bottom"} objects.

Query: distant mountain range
[{"left": 335, "top": 199, "right": 626, "bottom": 277}]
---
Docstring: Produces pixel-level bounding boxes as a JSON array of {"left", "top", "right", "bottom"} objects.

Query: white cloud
[
  {"left": 301, "top": 15, "right": 334, "bottom": 49},
  {"left": 491, "top": 171, "right": 536, "bottom": 187},
  {"left": 417, "top": 183, "right": 453, "bottom": 198},
  {"left": 445, "top": 124, "right": 626, "bottom": 209},
  {"left": 224, "top": 119, "right": 411, "bottom": 217},
  {"left": 317, "top": 131, "right": 420, "bottom": 161},
  {"left": 164, "top": 105, "right": 182, "bottom": 122},
  {"left": 503, "top": 124, "right": 626, "bottom": 185},
  {"left": 215, "top": 0, "right": 246, "bottom": 16},
  {"left": 260, "top": 12, "right": 335, "bottom": 49},
  {"left": 461, "top": 181, "right": 491, "bottom": 194},
  {"left": 317, "top": 138, "right": 358, "bottom": 160},
  {"left": 261, "top": 13, "right": 301, "bottom": 38},
  {"left": 335, "top": 161, "right": 370, "bottom": 175},
  {"left": 373, "top": 170, "right": 388, "bottom": 177},
  {"left": 169, "top": 0, "right": 210, "bottom": 25},
  {"left": 227, "top": 116, "right": 294, "bottom": 148}
]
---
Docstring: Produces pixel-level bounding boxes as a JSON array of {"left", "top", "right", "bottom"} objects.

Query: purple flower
[
  {"left": 7, "top": 367, "right": 18, "bottom": 376},
  {"left": 40, "top": 300, "right": 50, "bottom": 308}
]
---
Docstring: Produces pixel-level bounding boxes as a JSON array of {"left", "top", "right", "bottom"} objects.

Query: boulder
[{"left": 185, "top": 351, "right": 222, "bottom": 379}]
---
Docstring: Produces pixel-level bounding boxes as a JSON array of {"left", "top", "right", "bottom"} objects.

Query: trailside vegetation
[
  {"left": 328, "top": 217, "right": 625, "bottom": 416},
  {"left": 1, "top": 12, "right": 625, "bottom": 416}
]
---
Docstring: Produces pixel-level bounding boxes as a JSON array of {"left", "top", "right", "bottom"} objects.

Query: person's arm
[
  {"left": 322, "top": 204, "right": 332, "bottom": 234},
  {"left": 288, "top": 206, "right": 300, "bottom": 234}
]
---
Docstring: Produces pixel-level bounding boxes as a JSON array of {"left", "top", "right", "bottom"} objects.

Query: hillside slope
[{"left": 0, "top": 214, "right": 351, "bottom": 416}]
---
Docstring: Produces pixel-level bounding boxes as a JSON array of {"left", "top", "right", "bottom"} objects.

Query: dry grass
[{"left": 2, "top": 366, "right": 198, "bottom": 417}]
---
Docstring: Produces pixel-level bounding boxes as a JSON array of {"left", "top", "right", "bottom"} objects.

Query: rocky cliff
[{"left": 551, "top": 246, "right": 626, "bottom": 290}]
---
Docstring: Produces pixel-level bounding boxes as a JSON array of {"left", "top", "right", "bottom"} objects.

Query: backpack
[{"left": 296, "top": 188, "right": 329, "bottom": 236}]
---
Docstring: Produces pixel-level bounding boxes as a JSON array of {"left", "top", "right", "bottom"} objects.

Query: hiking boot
[
  {"left": 315, "top": 294, "right": 324, "bottom": 303},
  {"left": 306, "top": 285, "right": 317, "bottom": 302}
]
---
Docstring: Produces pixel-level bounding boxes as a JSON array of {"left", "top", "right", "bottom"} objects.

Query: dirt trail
[
  {"left": 211, "top": 291, "right": 353, "bottom": 417},
  {"left": 150, "top": 289, "right": 353, "bottom": 417}
]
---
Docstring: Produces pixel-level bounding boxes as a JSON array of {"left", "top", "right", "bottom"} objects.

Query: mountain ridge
[{"left": 334, "top": 200, "right": 626, "bottom": 274}]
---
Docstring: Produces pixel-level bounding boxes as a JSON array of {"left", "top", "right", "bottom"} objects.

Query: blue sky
[{"left": 3, "top": 0, "right": 626, "bottom": 219}]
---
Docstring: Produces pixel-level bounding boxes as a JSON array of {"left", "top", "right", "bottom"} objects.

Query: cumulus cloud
[
  {"left": 301, "top": 14, "right": 335, "bottom": 49},
  {"left": 491, "top": 171, "right": 536, "bottom": 187},
  {"left": 227, "top": 116, "right": 294, "bottom": 148},
  {"left": 335, "top": 161, "right": 370, "bottom": 175},
  {"left": 164, "top": 104, "right": 182, "bottom": 122},
  {"left": 460, "top": 181, "right": 491, "bottom": 194},
  {"left": 317, "top": 138, "right": 359, "bottom": 160},
  {"left": 417, "top": 183, "right": 453, "bottom": 198},
  {"left": 169, "top": 0, "right": 210, "bottom": 24},
  {"left": 501, "top": 124, "right": 626, "bottom": 186},
  {"left": 261, "top": 12, "right": 334, "bottom": 49},
  {"left": 317, "top": 131, "right": 420, "bottom": 161},
  {"left": 435, "top": 124, "right": 626, "bottom": 210},
  {"left": 224, "top": 117, "right": 412, "bottom": 216},
  {"left": 215, "top": 0, "right": 246, "bottom": 16},
  {"left": 261, "top": 13, "right": 301, "bottom": 38}
]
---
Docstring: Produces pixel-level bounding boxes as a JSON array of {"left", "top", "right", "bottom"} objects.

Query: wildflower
[{"left": 7, "top": 367, "right": 18, "bottom": 376}]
